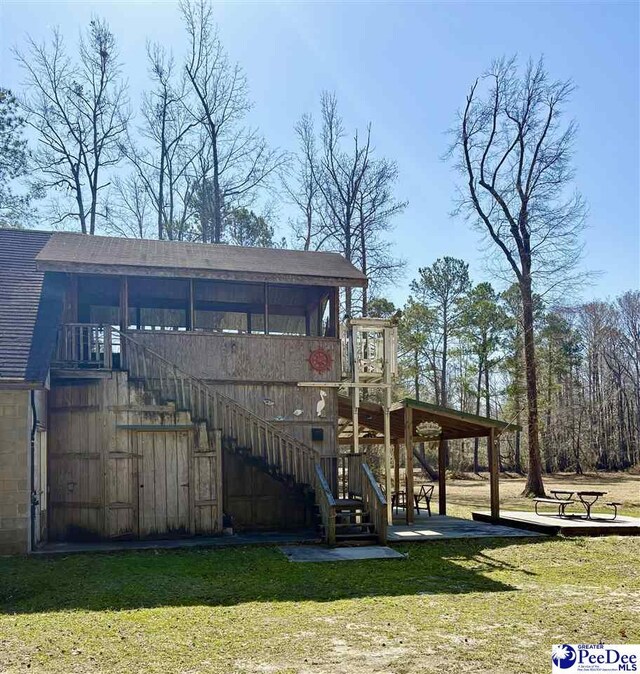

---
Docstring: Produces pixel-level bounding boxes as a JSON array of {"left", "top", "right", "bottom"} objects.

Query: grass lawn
[{"left": 1, "top": 475, "right": 639, "bottom": 674}]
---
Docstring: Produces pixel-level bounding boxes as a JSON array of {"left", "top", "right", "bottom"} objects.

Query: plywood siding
[
  {"left": 222, "top": 449, "right": 313, "bottom": 531},
  {"left": 130, "top": 331, "right": 341, "bottom": 468},
  {"left": 48, "top": 372, "right": 222, "bottom": 542},
  {"left": 132, "top": 332, "right": 341, "bottom": 383}
]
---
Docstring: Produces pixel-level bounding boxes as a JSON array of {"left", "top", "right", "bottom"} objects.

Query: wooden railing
[
  {"left": 116, "top": 329, "right": 319, "bottom": 491},
  {"left": 361, "top": 463, "right": 388, "bottom": 544},
  {"left": 313, "top": 463, "right": 337, "bottom": 545},
  {"left": 338, "top": 452, "right": 365, "bottom": 499},
  {"left": 54, "top": 323, "right": 112, "bottom": 369}
]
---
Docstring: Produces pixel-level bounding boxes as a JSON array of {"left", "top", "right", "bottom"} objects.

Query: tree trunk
[
  {"left": 212, "top": 131, "right": 223, "bottom": 244},
  {"left": 473, "top": 358, "right": 482, "bottom": 473},
  {"left": 520, "top": 276, "right": 545, "bottom": 496},
  {"left": 441, "top": 315, "right": 449, "bottom": 467},
  {"left": 413, "top": 447, "right": 439, "bottom": 481}
]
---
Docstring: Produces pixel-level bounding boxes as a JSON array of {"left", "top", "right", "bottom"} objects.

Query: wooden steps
[
  {"left": 318, "top": 497, "right": 380, "bottom": 546},
  {"left": 121, "top": 332, "right": 387, "bottom": 546}
]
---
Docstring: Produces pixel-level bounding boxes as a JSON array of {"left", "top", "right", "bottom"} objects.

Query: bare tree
[
  {"left": 282, "top": 114, "right": 319, "bottom": 251},
  {"left": 15, "top": 19, "right": 129, "bottom": 234},
  {"left": 355, "top": 157, "right": 406, "bottom": 313},
  {"left": 180, "top": 0, "right": 287, "bottom": 243},
  {"left": 120, "top": 43, "right": 199, "bottom": 240},
  {"left": 314, "top": 92, "right": 372, "bottom": 315},
  {"left": 105, "top": 173, "right": 152, "bottom": 239},
  {"left": 451, "top": 56, "right": 586, "bottom": 496}
]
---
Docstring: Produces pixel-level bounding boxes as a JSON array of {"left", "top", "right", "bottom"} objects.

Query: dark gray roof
[
  {"left": 36, "top": 232, "right": 368, "bottom": 287},
  {"left": 0, "top": 229, "right": 56, "bottom": 383}
]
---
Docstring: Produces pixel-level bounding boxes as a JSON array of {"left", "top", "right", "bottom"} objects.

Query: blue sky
[{"left": 1, "top": 0, "right": 638, "bottom": 306}]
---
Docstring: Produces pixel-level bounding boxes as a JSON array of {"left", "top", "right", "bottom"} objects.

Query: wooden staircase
[
  {"left": 334, "top": 500, "right": 379, "bottom": 544},
  {"left": 116, "top": 330, "right": 387, "bottom": 545}
]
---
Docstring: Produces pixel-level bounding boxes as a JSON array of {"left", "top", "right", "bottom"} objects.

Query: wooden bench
[{"left": 533, "top": 497, "right": 575, "bottom": 517}]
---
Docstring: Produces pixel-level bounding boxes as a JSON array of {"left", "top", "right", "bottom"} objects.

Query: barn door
[{"left": 136, "top": 430, "right": 192, "bottom": 538}]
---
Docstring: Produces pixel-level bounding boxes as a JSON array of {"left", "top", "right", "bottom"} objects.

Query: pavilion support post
[
  {"left": 393, "top": 440, "right": 400, "bottom": 507},
  {"left": 488, "top": 427, "right": 500, "bottom": 519},
  {"left": 404, "top": 403, "right": 414, "bottom": 524},
  {"left": 383, "top": 393, "right": 392, "bottom": 524},
  {"left": 438, "top": 434, "right": 446, "bottom": 516}
]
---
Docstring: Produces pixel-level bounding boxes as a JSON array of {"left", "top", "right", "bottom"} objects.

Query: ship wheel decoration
[{"left": 307, "top": 347, "right": 333, "bottom": 374}]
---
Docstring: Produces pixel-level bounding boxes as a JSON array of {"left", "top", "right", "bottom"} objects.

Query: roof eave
[
  {"left": 399, "top": 397, "right": 521, "bottom": 433},
  {"left": 35, "top": 260, "right": 368, "bottom": 288}
]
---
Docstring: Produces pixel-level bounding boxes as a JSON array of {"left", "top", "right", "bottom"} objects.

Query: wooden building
[{"left": 0, "top": 229, "right": 393, "bottom": 553}]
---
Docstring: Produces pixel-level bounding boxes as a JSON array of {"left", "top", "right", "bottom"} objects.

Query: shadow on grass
[{"left": 0, "top": 537, "right": 549, "bottom": 615}]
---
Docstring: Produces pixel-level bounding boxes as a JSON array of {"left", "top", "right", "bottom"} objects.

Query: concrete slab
[
  {"left": 34, "top": 531, "right": 321, "bottom": 555},
  {"left": 280, "top": 545, "right": 406, "bottom": 562},
  {"left": 388, "top": 513, "right": 545, "bottom": 542}
]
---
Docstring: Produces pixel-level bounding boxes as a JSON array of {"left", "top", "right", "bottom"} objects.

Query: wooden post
[
  {"left": 438, "top": 435, "right": 447, "bottom": 516},
  {"left": 104, "top": 324, "right": 112, "bottom": 369},
  {"left": 317, "top": 295, "right": 324, "bottom": 336},
  {"left": 489, "top": 427, "right": 500, "bottom": 519},
  {"left": 351, "top": 322, "right": 360, "bottom": 455},
  {"left": 329, "top": 287, "right": 339, "bottom": 339},
  {"left": 188, "top": 279, "right": 195, "bottom": 331},
  {"left": 119, "top": 276, "right": 129, "bottom": 370},
  {"left": 64, "top": 274, "right": 78, "bottom": 322},
  {"left": 404, "top": 403, "right": 414, "bottom": 524},
  {"left": 393, "top": 440, "right": 400, "bottom": 508},
  {"left": 119, "top": 276, "right": 128, "bottom": 331},
  {"left": 383, "top": 399, "right": 392, "bottom": 525},
  {"left": 264, "top": 283, "right": 269, "bottom": 335}
]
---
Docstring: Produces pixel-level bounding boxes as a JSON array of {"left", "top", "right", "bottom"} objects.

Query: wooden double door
[{"left": 49, "top": 426, "right": 193, "bottom": 541}]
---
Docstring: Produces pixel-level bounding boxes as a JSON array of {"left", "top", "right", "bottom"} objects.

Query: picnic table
[{"left": 548, "top": 489, "right": 621, "bottom": 521}]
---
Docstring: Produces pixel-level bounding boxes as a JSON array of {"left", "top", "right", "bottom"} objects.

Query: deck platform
[
  {"left": 472, "top": 510, "right": 640, "bottom": 537},
  {"left": 388, "top": 513, "right": 544, "bottom": 542}
]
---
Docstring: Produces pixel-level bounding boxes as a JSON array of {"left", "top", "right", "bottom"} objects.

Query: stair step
[
  {"left": 334, "top": 522, "right": 374, "bottom": 529},
  {"left": 335, "top": 532, "right": 379, "bottom": 540}
]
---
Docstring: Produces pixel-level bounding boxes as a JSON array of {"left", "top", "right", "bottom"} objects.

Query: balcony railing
[{"left": 53, "top": 323, "right": 113, "bottom": 369}]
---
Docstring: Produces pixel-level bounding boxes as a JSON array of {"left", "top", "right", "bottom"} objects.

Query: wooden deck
[
  {"left": 472, "top": 510, "right": 640, "bottom": 537},
  {"left": 388, "top": 513, "right": 544, "bottom": 542}
]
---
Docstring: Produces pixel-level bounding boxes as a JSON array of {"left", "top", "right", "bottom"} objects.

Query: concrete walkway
[
  {"left": 34, "top": 530, "right": 320, "bottom": 555},
  {"left": 280, "top": 545, "right": 406, "bottom": 562}
]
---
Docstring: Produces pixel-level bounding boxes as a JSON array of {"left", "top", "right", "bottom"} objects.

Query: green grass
[{"left": 1, "top": 536, "right": 639, "bottom": 673}]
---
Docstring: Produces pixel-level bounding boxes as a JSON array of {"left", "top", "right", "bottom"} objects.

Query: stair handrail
[
  {"left": 361, "top": 462, "right": 388, "bottom": 544},
  {"left": 115, "top": 329, "right": 321, "bottom": 486},
  {"left": 313, "top": 463, "right": 336, "bottom": 545}
]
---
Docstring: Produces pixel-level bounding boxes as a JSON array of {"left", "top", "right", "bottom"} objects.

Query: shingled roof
[
  {"left": 36, "top": 232, "right": 368, "bottom": 287},
  {"left": 0, "top": 229, "right": 62, "bottom": 384}
]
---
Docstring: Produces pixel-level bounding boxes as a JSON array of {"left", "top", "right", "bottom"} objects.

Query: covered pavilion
[{"left": 337, "top": 396, "right": 519, "bottom": 524}]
